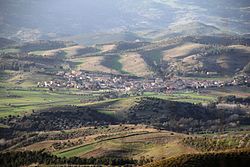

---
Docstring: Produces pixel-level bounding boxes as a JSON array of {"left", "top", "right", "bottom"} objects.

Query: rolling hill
[
  {"left": 1, "top": 35, "right": 250, "bottom": 79},
  {"left": 1, "top": 0, "right": 250, "bottom": 43},
  {"left": 0, "top": 1, "right": 250, "bottom": 166}
]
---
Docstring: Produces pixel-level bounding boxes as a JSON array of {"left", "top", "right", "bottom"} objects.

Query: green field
[
  {"left": 0, "top": 87, "right": 217, "bottom": 118},
  {"left": 53, "top": 130, "right": 194, "bottom": 160},
  {"left": 143, "top": 91, "right": 216, "bottom": 104},
  {"left": 0, "top": 88, "right": 97, "bottom": 117},
  {"left": 57, "top": 144, "right": 96, "bottom": 158},
  {"left": 0, "top": 48, "right": 20, "bottom": 53}
]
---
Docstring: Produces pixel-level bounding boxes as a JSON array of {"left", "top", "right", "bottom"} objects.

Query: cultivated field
[{"left": 16, "top": 125, "right": 195, "bottom": 161}]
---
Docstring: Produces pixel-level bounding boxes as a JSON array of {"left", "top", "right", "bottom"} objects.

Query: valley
[{"left": 0, "top": 0, "right": 250, "bottom": 166}]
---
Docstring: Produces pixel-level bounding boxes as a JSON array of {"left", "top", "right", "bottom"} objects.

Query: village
[{"left": 37, "top": 70, "right": 250, "bottom": 94}]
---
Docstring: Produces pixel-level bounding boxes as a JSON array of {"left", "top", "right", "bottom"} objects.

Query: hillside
[
  {"left": 1, "top": 35, "right": 250, "bottom": 80},
  {"left": 146, "top": 149, "right": 250, "bottom": 167},
  {"left": 154, "top": 22, "right": 225, "bottom": 40},
  {"left": 1, "top": 97, "right": 249, "bottom": 134}
]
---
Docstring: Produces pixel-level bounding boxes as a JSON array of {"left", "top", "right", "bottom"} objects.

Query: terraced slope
[{"left": 56, "top": 131, "right": 193, "bottom": 160}]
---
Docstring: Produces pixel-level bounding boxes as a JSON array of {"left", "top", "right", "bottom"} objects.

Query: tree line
[
  {"left": 0, "top": 150, "right": 137, "bottom": 167},
  {"left": 147, "top": 149, "right": 250, "bottom": 167}
]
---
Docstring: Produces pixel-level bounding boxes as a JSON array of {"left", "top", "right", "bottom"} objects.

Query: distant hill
[
  {"left": 58, "top": 31, "right": 145, "bottom": 46},
  {"left": 1, "top": 0, "right": 249, "bottom": 42},
  {"left": 0, "top": 38, "right": 16, "bottom": 49},
  {"left": 154, "top": 22, "right": 225, "bottom": 40}
]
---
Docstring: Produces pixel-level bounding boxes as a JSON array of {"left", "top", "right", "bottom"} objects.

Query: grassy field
[
  {"left": 54, "top": 130, "right": 191, "bottom": 160},
  {"left": 0, "top": 88, "right": 98, "bottom": 117},
  {"left": 143, "top": 91, "right": 216, "bottom": 104},
  {"left": 0, "top": 48, "right": 20, "bottom": 53},
  {"left": 0, "top": 86, "right": 217, "bottom": 118},
  {"left": 15, "top": 125, "right": 194, "bottom": 160},
  {"left": 29, "top": 45, "right": 86, "bottom": 57},
  {"left": 57, "top": 144, "right": 96, "bottom": 158}
]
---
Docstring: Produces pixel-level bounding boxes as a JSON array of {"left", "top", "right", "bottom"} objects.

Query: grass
[
  {"left": 55, "top": 131, "right": 151, "bottom": 158},
  {"left": 0, "top": 48, "right": 20, "bottom": 53},
  {"left": 57, "top": 144, "right": 96, "bottom": 158},
  {"left": 29, "top": 45, "right": 87, "bottom": 58},
  {"left": 54, "top": 131, "right": 191, "bottom": 160},
  {"left": 143, "top": 91, "right": 216, "bottom": 104},
  {"left": 0, "top": 84, "right": 216, "bottom": 118},
  {"left": 0, "top": 88, "right": 91, "bottom": 118},
  {"left": 95, "top": 97, "right": 139, "bottom": 118}
]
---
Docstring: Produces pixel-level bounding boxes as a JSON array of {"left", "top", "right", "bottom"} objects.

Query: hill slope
[{"left": 146, "top": 149, "right": 250, "bottom": 167}]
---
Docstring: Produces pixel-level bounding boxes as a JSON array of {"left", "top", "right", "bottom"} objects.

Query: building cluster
[{"left": 37, "top": 70, "right": 250, "bottom": 93}]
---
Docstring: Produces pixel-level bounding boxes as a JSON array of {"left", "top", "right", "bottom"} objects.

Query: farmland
[
  {"left": 0, "top": 32, "right": 250, "bottom": 167},
  {"left": 0, "top": 85, "right": 218, "bottom": 118}
]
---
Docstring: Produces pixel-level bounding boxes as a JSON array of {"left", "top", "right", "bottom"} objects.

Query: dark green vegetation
[
  {"left": 182, "top": 134, "right": 250, "bottom": 152},
  {"left": 140, "top": 49, "right": 165, "bottom": 74},
  {"left": 74, "top": 47, "right": 100, "bottom": 57},
  {"left": 147, "top": 149, "right": 250, "bottom": 167},
  {"left": 1, "top": 97, "right": 249, "bottom": 134},
  {"left": 218, "top": 95, "right": 250, "bottom": 105},
  {"left": 0, "top": 151, "right": 137, "bottom": 167},
  {"left": 0, "top": 52, "right": 64, "bottom": 72},
  {"left": 0, "top": 88, "right": 91, "bottom": 118},
  {"left": 0, "top": 106, "right": 116, "bottom": 132},
  {"left": 19, "top": 40, "right": 72, "bottom": 52},
  {"left": 101, "top": 54, "right": 127, "bottom": 74}
]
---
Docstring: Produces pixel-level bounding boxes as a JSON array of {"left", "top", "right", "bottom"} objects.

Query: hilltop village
[{"left": 37, "top": 70, "right": 250, "bottom": 93}]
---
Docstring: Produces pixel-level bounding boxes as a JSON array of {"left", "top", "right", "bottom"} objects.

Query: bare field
[
  {"left": 163, "top": 43, "right": 205, "bottom": 61},
  {"left": 120, "top": 53, "right": 153, "bottom": 77},
  {"left": 99, "top": 44, "right": 116, "bottom": 52},
  {"left": 73, "top": 56, "right": 119, "bottom": 74}
]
